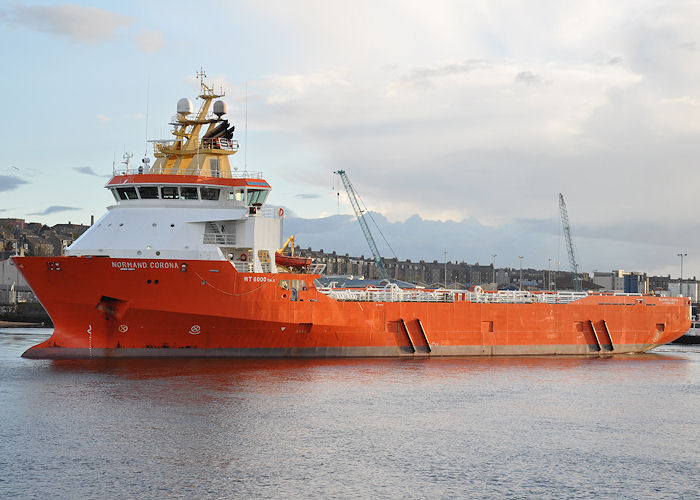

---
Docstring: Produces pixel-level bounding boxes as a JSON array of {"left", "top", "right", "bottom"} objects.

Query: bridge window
[
  {"left": 228, "top": 189, "right": 244, "bottom": 202},
  {"left": 247, "top": 189, "right": 269, "bottom": 206},
  {"left": 116, "top": 187, "right": 138, "bottom": 200},
  {"left": 161, "top": 186, "right": 179, "bottom": 199},
  {"left": 181, "top": 187, "right": 199, "bottom": 200},
  {"left": 201, "top": 188, "right": 220, "bottom": 200},
  {"left": 138, "top": 186, "right": 159, "bottom": 199}
]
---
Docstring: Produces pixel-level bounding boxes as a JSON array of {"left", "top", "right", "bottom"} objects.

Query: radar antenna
[{"left": 558, "top": 193, "right": 582, "bottom": 291}]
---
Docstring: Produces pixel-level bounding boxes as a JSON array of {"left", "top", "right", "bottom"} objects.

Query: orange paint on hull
[{"left": 15, "top": 256, "right": 691, "bottom": 358}]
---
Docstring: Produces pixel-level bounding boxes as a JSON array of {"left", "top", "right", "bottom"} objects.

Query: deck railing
[
  {"left": 232, "top": 261, "right": 255, "bottom": 273},
  {"left": 113, "top": 160, "right": 264, "bottom": 180},
  {"left": 307, "top": 263, "right": 327, "bottom": 275},
  {"left": 250, "top": 206, "right": 280, "bottom": 218},
  {"left": 203, "top": 233, "right": 236, "bottom": 245},
  {"left": 316, "top": 283, "right": 617, "bottom": 304}
]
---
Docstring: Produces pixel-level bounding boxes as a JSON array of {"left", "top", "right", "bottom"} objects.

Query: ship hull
[{"left": 15, "top": 256, "right": 691, "bottom": 358}]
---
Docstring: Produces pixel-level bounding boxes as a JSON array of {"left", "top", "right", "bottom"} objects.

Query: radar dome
[
  {"left": 177, "top": 98, "right": 193, "bottom": 115},
  {"left": 213, "top": 100, "right": 228, "bottom": 117}
]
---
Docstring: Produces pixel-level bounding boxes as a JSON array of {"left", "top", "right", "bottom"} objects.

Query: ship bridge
[
  {"left": 106, "top": 172, "right": 271, "bottom": 211},
  {"left": 66, "top": 72, "right": 286, "bottom": 273}
]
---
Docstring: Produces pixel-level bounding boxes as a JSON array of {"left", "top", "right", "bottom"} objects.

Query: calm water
[{"left": 0, "top": 329, "right": 698, "bottom": 499}]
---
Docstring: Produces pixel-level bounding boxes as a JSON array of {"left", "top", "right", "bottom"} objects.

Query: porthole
[
  {"left": 152, "top": 223, "right": 157, "bottom": 227},
  {"left": 156, "top": 251, "right": 161, "bottom": 256},
  {"left": 170, "top": 224, "right": 175, "bottom": 228},
  {"left": 137, "top": 250, "right": 142, "bottom": 256}
]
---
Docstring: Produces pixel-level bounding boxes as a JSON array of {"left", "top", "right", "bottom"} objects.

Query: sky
[{"left": 1, "top": 1, "right": 700, "bottom": 277}]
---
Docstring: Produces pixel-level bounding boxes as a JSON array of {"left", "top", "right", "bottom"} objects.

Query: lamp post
[
  {"left": 492, "top": 254, "right": 497, "bottom": 287},
  {"left": 444, "top": 250, "right": 448, "bottom": 288},
  {"left": 678, "top": 252, "right": 687, "bottom": 296},
  {"left": 548, "top": 258, "right": 552, "bottom": 290},
  {"left": 519, "top": 256, "right": 524, "bottom": 291}
]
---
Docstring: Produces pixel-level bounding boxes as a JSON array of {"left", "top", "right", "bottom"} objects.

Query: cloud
[
  {"left": 400, "top": 60, "right": 491, "bottom": 88},
  {"left": 252, "top": 58, "right": 642, "bottom": 227},
  {"left": 3, "top": 4, "right": 134, "bottom": 44},
  {"left": 96, "top": 114, "right": 111, "bottom": 123},
  {"left": 262, "top": 69, "right": 351, "bottom": 104},
  {"left": 515, "top": 70, "right": 542, "bottom": 85},
  {"left": 285, "top": 212, "right": 698, "bottom": 277},
  {"left": 295, "top": 193, "right": 321, "bottom": 199},
  {"left": 137, "top": 29, "right": 163, "bottom": 52},
  {"left": 28, "top": 206, "right": 81, "bottom": 216},
  {"left": 73, "top": 166, "right": 103, "bottom": 177},
  {"left": 240, "top": 2, "right": 700, "bottom": 253},
  {"left": 0, "top": 175, "right": 28, "bottom": 192}
]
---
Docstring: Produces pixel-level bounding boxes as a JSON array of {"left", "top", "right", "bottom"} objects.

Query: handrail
[
  {"left": 250, "top": 206, "right": 280, "bottom": 218},
  {"left": 308, "top": 263, "right": 326, "bottom": 275},
  {"left": 113, "top": 165, "right": 265, "bottom": 179},
  {"left": 316, "top": 284, "right": 606, "bottom": 304},
  {"left": 203, "top": 233, "right": 236, "bottom": 245}
]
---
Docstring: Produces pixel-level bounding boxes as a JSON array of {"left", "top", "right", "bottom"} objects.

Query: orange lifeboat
[
  {"left": 275, "top": 252, "right": 312, "bottom": 268},
  {"left": 276, "top": 234, "right": 312, "bottom": 268}
]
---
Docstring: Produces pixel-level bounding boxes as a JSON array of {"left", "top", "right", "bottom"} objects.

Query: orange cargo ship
[{"left": 17, "top": 75, "right": 690, "bottom": 358}]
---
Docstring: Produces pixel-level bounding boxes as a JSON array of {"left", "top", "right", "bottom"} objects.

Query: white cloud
[
  {"left": 137, "top": 29, "right": 163, "bottom": 52},
  {"left": 4, "top": 4, "right": 134, "bottom": 44},
  {"left": 263, "top": 70, "right": 351, "bottom": 104},
  {"left": 96, "top": 114, "right": 111, "bottom": 123},
  {"left": 235, "top": 0, "right": 700, "bottom": 255},
  {"left": 248, "top": 59, "right": 643, "bottom": 225}
]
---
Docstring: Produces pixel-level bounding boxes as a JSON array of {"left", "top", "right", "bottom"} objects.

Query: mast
[{"left": 151, "top": 68, "right": 239, "bottom": 177}]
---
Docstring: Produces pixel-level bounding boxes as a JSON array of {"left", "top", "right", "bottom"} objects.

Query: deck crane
[
  {"left": 558, "top": 193, "right": 582, "bottom": 291},
  {"left": 334, "top": 170, "right": 390, "bottom": 280}
]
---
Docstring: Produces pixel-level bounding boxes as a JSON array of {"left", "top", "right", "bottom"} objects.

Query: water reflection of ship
[{"left": 44, "top": 353, "right": 691, "bottom": 387}]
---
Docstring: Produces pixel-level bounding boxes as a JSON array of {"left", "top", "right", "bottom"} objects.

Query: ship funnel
[
  {"left": 213, "top": 100, "right": 228, "bottom": 118},
  {"left": 177, "top": 98, "right": 193, "bottom": 115}
]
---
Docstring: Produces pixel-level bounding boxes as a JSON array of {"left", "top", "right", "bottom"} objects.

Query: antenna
[
  {"left": 245, "top": 82, "right": 248, "bottom": 169},
  {"left": 144, "top": 77, "right": 150, "bottom": 157},
  {"left": 122, "top": 152, "right": 133, "bottom": 174},
  {"left": 196, "top": 67, "right": 207, "bottom": 93}
]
